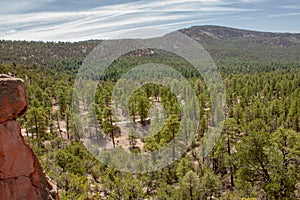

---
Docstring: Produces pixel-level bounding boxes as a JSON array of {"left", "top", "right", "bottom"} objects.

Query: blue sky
[{"left": 0, "top": 0, "right": 299, "bottom": 41}]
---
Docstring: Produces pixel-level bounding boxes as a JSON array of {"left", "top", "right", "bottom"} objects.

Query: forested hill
[
  {"left": 179, "top": 25, "right": 300, "bottom": 64},
  {"left": 1, "top": 25, "right": 300, "bottom": 74},
  {"left": 181, "top": 25, "right": 300, "bottom": 42},
  {"left": 0, "top": 40, "right": 100, "bottom": 74}
]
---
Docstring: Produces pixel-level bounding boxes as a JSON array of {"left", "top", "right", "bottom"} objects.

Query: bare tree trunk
[
  {"left": 34, "top": 114, "right": 38, "bottom": 138},
  {"left": 109, "top": 115, "right": 115, "bottom": 148},
  {"left": 56, "top": 111, "right": 62, "bottom": 138},
  {"left": 172, "top": 131, "right": 175, "bottom": 161},
  {"left": 111, "top": 132, "right": 115, "bottom": 148},
  {"left": 66, "top": 111, "right": 70, "bottom": 140},
  {"left": 227, "top": 136, "right": 234, "bottom": 190}
]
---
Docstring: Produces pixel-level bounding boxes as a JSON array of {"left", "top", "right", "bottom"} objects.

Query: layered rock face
[{"left": 0, "top": 74, "right": 59, "bottom": 200}]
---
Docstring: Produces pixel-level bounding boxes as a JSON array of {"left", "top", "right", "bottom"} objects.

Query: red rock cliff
[{"left": 0, "top": 74, "right": 59, "bottom": 200}]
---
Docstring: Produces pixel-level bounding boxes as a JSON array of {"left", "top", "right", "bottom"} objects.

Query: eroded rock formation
[{"left": 0, "top": 74, "right": 59, "bottom": 200}]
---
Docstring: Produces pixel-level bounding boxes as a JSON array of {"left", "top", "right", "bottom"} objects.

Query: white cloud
[
  {"left": 232, "top": 16, "right": 254, "bottom": 20},
  {"left": 239, "top": 0, "right": 266, "bottom": 3},
  {"left": 281, "top": 4, "right": 300, "bottom": 9},
  {"left": 268, "top": 12, "right": 300, "bottom": 18},
  {"left": 0, "top": 0, "right": 56, "bottom": 14},
  {"left": 0, "top": 0, "right": 262, "bottom": 41}
]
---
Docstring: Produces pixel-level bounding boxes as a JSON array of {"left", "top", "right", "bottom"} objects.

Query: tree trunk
[
  {"left": 34, "top": 114, "right": 39, "bottom": 138},
  {"left": 172, "top": 131, "right": 175, "bottom": 161},
  {"left": 227, "top": 136, "right": 234, "bottom": 190},
  {"left": 66, "top": 111, "right": 70, "bottom": 140},
  {"left": 56, "top": 111, "right": 62, "bottom": 138},
  {"left": 109, "top": 115, "right": 115, "bottom": 148}
]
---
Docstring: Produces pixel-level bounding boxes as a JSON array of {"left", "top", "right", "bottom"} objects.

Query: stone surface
[
  {"left": 0, "top": 74, "right": 28, "bottom": 123},
  {"left": 0, "top": 75, "right": 59, "bottom": 200}
]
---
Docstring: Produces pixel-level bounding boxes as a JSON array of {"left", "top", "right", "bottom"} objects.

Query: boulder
[{"left": 0, "top": 74, "right": 28, "bottom": 123}]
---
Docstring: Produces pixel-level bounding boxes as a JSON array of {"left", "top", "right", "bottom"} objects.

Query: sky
[{"left": 0, "top": 0, "right": 299, "bottom": 41}]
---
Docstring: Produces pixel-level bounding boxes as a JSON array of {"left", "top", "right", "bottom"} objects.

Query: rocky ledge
[{"left": 0, "top": 74, "right": 59, "bottom": 200}]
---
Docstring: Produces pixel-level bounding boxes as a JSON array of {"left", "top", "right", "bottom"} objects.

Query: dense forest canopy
[{"left": 0, "top": 26, "right": 299, "bottom": 199}]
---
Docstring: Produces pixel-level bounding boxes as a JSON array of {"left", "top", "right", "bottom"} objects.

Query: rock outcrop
[{"left": 0, "top": 74, "right": 59, "bottom": 200}]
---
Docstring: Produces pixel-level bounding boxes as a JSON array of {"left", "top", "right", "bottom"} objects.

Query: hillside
[
  {"left": 0, "top": 26, "right": 299, "bottom": 199},
  {"left": 0, "top": 40, "right": 100, "bottom": 74},
  {"left": 181, "top": 25, "right": 300, "bottom": 41},
  {"left": 180, "top": 25, "right": 300, "bottom": 63},
  {"left": 1, "top": 26, "right": 300, "bottom": 75}
]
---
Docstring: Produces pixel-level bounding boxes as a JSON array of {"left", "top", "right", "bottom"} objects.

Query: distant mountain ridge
[
  {"left": 179, "top": 25, "right": 300, "bottom": 63},
  {"left": 1, "top": 25, "right": 300, "bottom": 73},
  {"left": 181, "top": 25, "right": 300, "bottom": 41}
]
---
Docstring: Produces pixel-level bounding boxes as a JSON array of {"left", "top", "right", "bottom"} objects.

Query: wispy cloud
[
  {"left": 239, "top": 0, "right": 267, "bottom": 3},
  {"left": 232, "top": 16, "right": 255, "bottom": 20},
  {"left": 0, "top": 0, "right": 57, "bottom": 14},
  {"left": 268, "top": 12, "right": 300, "bottom": 18},
  {"left": 281, "top": 4, "right": 300, "bottom": 9},
  {"left": 0, "top": 0, "right": 288, "bottom": 41}
]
